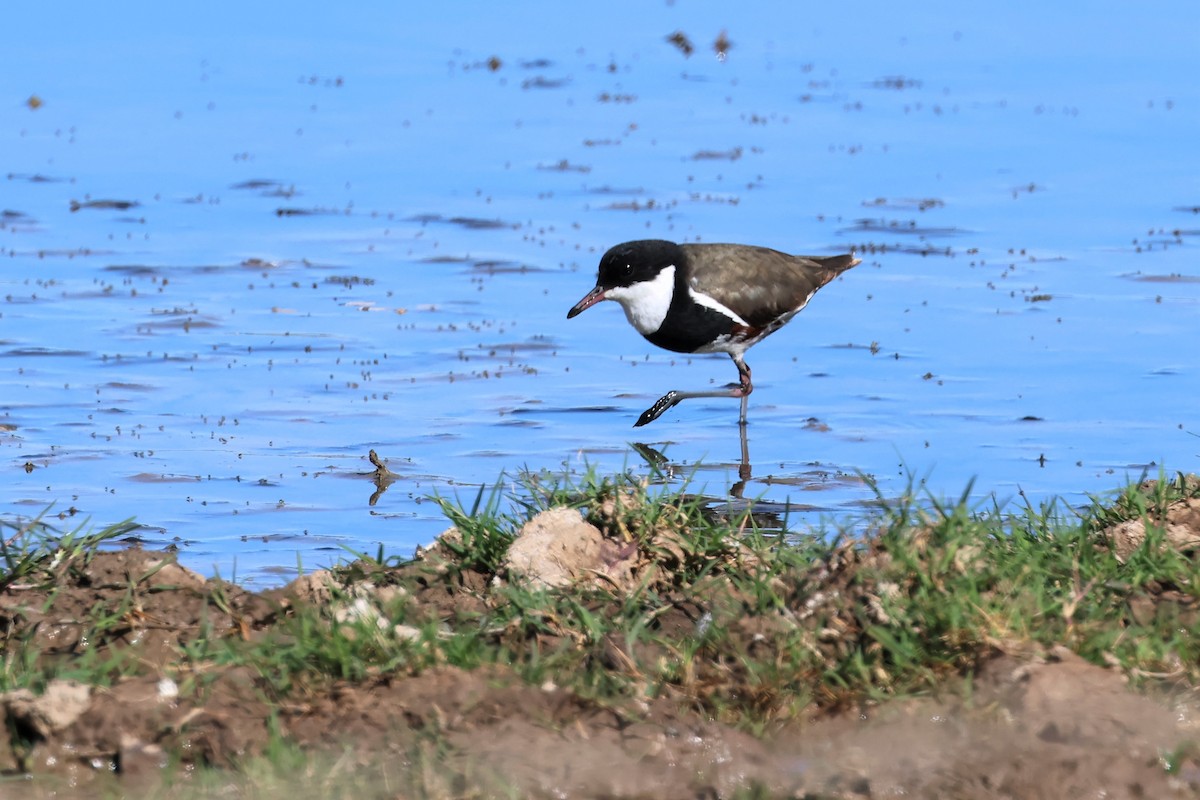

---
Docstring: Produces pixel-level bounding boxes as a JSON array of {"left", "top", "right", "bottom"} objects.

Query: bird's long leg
[
  {"left": 734, "top": 354, "right": 752, "bottom": 426},
  {"left": 634, "top": 353, "right": 754, "bottom": 427}
]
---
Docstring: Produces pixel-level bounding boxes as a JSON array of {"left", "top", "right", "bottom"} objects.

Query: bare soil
[{"left": 2, "top": 506, "right": 1199, "bottom": 798}]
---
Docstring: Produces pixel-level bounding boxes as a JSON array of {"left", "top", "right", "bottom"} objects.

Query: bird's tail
[
  {"left": 811, "top": 253, "right": 861, "bottom": 286},
  {"left": 814, "top": 253, "right": 861, "bottom": 273}
]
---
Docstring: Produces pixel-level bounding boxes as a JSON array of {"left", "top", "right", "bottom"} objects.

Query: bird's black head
[
  {"left": 595, "top": 239, "right": 684, "bottom": 290},
  {"left": 567, "top": 239, "right": 684, "bottom": 319}
]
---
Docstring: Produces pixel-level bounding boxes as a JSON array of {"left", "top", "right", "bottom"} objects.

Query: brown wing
[{"left": 682, "top": 244, "right": 859, "bottom": 328}]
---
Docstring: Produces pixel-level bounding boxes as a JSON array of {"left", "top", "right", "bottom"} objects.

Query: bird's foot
[{"left": 634, "top": 391, "right": 681, "bottom": 427}]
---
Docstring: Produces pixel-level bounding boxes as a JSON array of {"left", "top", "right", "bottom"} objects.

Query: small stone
[
  {"left": 2, "top": 680, "right": 91, "bottom": 738},
  {"left": 502, "top": 507, "right": 604, "bottom": 589}
]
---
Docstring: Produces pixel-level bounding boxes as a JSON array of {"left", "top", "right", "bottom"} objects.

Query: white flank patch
[
  {"left": 605, "top": 265, "right": 675, "bottom": 335},
  {"left": 686, "top": 286, "right": 750, "bottom": 326}
]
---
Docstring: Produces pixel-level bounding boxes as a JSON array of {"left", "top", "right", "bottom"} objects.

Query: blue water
[{"left": 2, "top": 1, "right": 1197, "bottom": 584}]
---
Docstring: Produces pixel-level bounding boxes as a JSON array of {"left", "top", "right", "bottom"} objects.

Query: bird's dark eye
[{"left": 621, "top": 263, "right": 633, "bottom": 277}]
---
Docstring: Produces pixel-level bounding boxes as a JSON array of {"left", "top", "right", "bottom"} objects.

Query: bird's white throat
[{"left": 605, "top": 265, "right": 675, "bottom": 335}]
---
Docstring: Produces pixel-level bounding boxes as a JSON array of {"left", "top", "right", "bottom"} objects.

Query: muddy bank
[{"left": 2, "top": 476, "right": 1200, "bottom": 798}]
